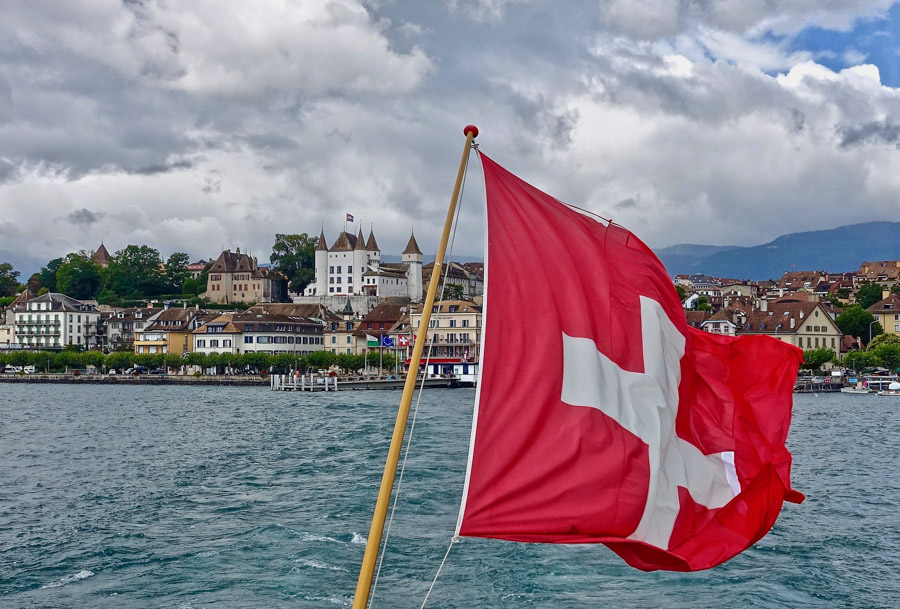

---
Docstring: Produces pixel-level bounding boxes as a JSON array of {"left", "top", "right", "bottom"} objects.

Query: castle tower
[
  {"left": 314, "top": 229, "right": 328, "bottom": 296},
  {"left": 402, "top": 231, "right": 424, "bottom": 302},
  {"left": 353, "top": 228, "right": 367, "bottom": 295},
  {"left": 366, "top": 227, "right": 380, "bottom": 270}
]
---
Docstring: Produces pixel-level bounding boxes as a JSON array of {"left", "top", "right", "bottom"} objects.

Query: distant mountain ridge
[{"left": 655, "top": 221, "right": 900, "bottom": 281}]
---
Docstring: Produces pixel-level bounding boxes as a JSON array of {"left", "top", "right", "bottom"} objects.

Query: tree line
[
  {"left": 0, "top": 232, "right": 320, "bottom": 304},
  {"left": 0, "top": 348, "right": 401, "bottom": 375}
]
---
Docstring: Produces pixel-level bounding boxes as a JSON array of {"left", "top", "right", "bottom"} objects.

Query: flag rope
[
  {"left": 420, "top": 537, "right": 459, "bottom": 609},
  {"left": 367, "top": 142, "right": 472, "bottom": 608}
]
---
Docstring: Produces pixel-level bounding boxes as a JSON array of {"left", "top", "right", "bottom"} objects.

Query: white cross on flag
[{"left": 456, "top": 153, "right": 804, "bottom": 571}]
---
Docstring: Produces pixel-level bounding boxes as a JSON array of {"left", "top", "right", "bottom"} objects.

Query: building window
[
  {"left": 244, "top": 336, "right": 253, "bottom": 343},
  {"left": 346, "top": 336, "right": 351, "bottom": 344},
  {"left": 210, "top": 339, "right": 219, "bottom": 347},
  {"left": 223, "top": 339, "right": 232, "bottom": 347},
  {"left": 331, "top": 336, "right": 336, "bottom": 344}
]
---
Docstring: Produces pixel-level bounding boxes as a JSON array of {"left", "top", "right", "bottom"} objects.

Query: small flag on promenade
[
  {"left": 366, "top": 334, "right": 378, "bottom": 347},
  {"left": 455, "top": 152, "right": 804, "bottom": 572},
  {"left": 381, "top": 335, "right": 394, "bottom": 347},
  {"left": 398, "top": 335, "right": 410, "bottom": 347}
]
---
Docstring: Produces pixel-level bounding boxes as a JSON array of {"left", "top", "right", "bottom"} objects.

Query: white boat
[
  {"left": 840, "top": 386, "right": 872, "bottom": 394},
  {"left": 876, "top": 381, "right": 900, "bottom": 397}
]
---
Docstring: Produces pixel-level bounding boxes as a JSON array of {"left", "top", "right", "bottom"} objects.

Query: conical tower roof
[
  {"left": 366, "top": 229, "right": 379, "bottom": 252},
  {"left": 403, "top": 232, "right": 423, "bottom": 256},
  {"left": 341, "top": 296, "right": 354, "bottom": 316},
  {"left": 330, "top": 231, "right": 355, "bottom": 251},
  {"left": 92, "top": 242, "right": 111, "bottom": 266},
  {"left": 355, "top": 229, "right": 366, "bottom": 250},
  {"left": 316, "top": 229, "right": 327, "bottom": 251}
]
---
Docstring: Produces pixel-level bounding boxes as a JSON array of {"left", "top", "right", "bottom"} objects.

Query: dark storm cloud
[
  {"left": 67, "top": 209, "right": 106, "bottom": 227},
  {"left": 838, "top": 119, "right": 900, "bottom": 147}
]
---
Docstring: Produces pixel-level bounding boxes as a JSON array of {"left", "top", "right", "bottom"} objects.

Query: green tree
[
  {"left": 801, "top": 348, "right": 835, "bottom": 371},
  {"left": 306, "top": 350, "right": 336, "bottom": 370},
  {"left": 270, "top": 233, "right": 316, "bottom": 293},
  {"left": 182, "top": 278, "right": 200, "bottom": 296},
  {"left": 106, "top": 351, "right": 133, "bottom": 372},
  {"left": 872, "top": 343, "right": 900, "bottom": 373},
  {"left": 0, "top": 262, "right": 21, "bottom": 296},
  {"left": 835, "top": 305, "right": 881, "bottom": 346},
  {"left": 675, "top": 284, "right": 687, "bottom": 301},
  {"left": 165, "top": 252, "right": 191, "bottom": 292},
  {"left": 842, "top": 350, "right": 878, "bottom": 373},
  {"left": 441, "top": 283, "right": 465, "bottom": 300},
  {"left": 868, "top": 333, "right": 900, "bottom": 349},
  {"left": 55, "top": 253, "right": 102, "bottom": 299},
  {"left": 33, "top": 258, "right": 63, "bottom": 293},
  {"left": 695, "top": 295, "right": 711, "bottom": 312},
  {"left": 104, "top": 245, "right": 167, "bottom": 299},
  {"left": 855, "top": 282, "right": 886, "bottom": 309}
]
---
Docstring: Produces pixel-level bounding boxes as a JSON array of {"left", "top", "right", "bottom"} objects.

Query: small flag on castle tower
[{"left": 346, "top": 213, "right": 355, "bottom": 222}]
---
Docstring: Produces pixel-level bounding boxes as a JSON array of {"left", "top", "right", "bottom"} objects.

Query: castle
[{"left": 303, "top": 228, "right": 423, "bottom": 302}]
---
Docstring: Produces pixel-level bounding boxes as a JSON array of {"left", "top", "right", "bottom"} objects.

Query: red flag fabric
[
  {"left": 399, "top": 335, "right": 410, "bottom": 347},
  {"left": 455, "top": 152, "right": 804, "bottom": 572}
]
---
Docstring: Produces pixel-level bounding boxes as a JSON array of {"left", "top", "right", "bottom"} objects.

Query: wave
[
  {"left": 350, "top": 532, "right": 367, "bottom": 545},
  {"left": 294, "top": 557, "right": 349, "bottom": 572},
  {"left": 40, "top": 569, "right": 95, "bottom": 589}
]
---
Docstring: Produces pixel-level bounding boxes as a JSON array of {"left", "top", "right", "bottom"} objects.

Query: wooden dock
[{"left": 270, "top": 374, "right": 456, "bottom": 391}]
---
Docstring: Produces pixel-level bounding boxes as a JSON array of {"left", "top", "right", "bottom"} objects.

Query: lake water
[{"left": 0, "top": 385, "right": 897, "bottom": 608}]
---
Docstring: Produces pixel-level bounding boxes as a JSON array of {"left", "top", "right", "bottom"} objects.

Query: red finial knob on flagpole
[{"left": 464, "top": 125, "right": 479, "bottom": 138}]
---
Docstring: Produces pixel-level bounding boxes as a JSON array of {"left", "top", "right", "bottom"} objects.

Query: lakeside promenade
[{"left": 0, "top": 372, "right": 460, "bottom": 390}]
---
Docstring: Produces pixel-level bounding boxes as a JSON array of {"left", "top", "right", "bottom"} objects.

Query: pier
[{"left": 270, "top": 373, "right": 456, "bottom": 391}]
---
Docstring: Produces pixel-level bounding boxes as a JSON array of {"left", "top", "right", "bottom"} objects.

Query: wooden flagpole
[{"left": 352, "top": 125, "right": 478, "bottom": 609}]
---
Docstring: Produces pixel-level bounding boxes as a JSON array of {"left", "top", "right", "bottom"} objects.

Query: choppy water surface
[{"left": 0, "top": 385, "right": 897, "bottom": 608}]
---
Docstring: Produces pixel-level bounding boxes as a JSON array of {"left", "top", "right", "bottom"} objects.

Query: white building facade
[
  {"left": 304, "top": 228, "right": 424, "bottom": 302},
  {"left": 13, "top": 293, "right": 101, "bottom": 349}
]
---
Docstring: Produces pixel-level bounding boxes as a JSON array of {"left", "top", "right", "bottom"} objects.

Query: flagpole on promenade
[{"left": 352, "top": 125, "right": 478, "bottom": 609}]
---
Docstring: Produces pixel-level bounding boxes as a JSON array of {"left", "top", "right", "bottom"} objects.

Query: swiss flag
[
  {"left": 455, "top": 153, "right": 804, "bottom": 572},
  {"left": 398, "top": 335, "right": 410, "bottom": 347}
]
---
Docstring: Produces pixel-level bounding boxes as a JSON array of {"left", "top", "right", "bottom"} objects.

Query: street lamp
[{"left": 869, "top": 319, "right": 878, "bottom": 346}]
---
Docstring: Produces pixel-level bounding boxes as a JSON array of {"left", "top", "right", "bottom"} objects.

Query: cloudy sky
[{"left": 1, "top": 0, "right": 899, "bottom": 278}]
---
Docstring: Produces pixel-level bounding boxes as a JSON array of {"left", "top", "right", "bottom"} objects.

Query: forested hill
[{"left": 655, "top": 222, "right": 900, "bottom": 280}]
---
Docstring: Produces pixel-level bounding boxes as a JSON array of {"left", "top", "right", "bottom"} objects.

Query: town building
[
  {"left": 103, "top": 307, "right": 162, "bottom": 352},
  {"left": 867, "top": 291, "right": 900, "bottom": 339},
  {"left": 206, "top": 248, "right": 286, "bottom": 304},
  {"left": 186, "top": 260, "right": 209, "bottom": 279},
  {"left": 304, "top": 228, "right": 423, "bottom": 302},
  {"left": 134, "top": 307, "right": 212, "bottom": 354},
  {"left": 12, "top": 292, "right": 101, "bottom": 349},
  {"left": 409, "top": 299, "right": 482, "bottom": 361},
  {"left": 193, "top": 312, "right": 324, "bottom": 355},
  {"left": 422, "top": 261, "right": 484, "bottom": 300},
  {"left": 730, "top": 299, "right": 844, "bottom": 352},
  {"left": 855, "top": 260, "right": 900, "bottom": 287}
]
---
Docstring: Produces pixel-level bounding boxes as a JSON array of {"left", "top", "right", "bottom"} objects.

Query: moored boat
[{"left": 876, "top": 381, "right": 900, "bottom": 397}]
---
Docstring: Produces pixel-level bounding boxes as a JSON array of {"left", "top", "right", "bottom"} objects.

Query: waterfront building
[
  {"left": 192, "top": 312, "right": 324, "bottom": 356},
  {"left": 324, "top": 298, "right": 363, "bottom": 355},
  {"left": 867, "top": 291, "right": 900, "bottom": 338},
  {"left": 206, "top": 248, "right": 286, "bottom": 305},
  {"left": 104, "top": 307, "right": 162, "bottom": 352},
  {"left": 304, "top": 228, "right": 424, "bottom": 302},
  {"left": 409, "top": 299, "right": 482, "bottom": 361},
  {"left": 12, "top": 293, "right": 101, "bottom": 350},
  {"left": 134, "top": 307, "right": 212, "bottom": 355}
]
